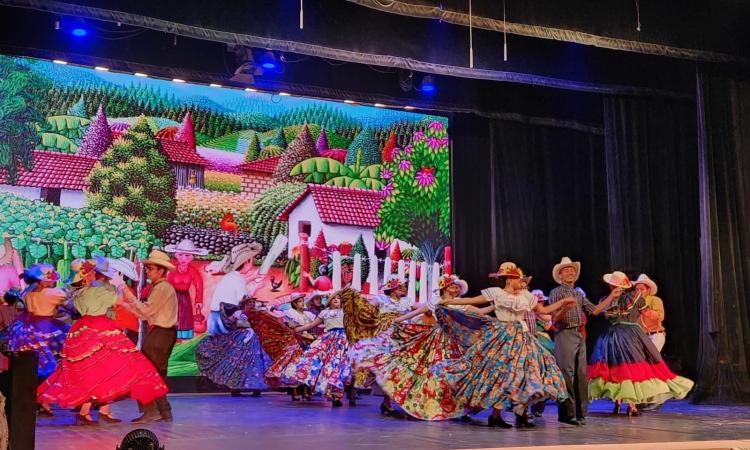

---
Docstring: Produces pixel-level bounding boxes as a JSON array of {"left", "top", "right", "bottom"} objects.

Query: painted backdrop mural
[{"left": 0, "top": 55, "right": 451, "bottom": 375}]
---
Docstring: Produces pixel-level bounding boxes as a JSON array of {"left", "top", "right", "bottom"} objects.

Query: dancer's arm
[
  {"left": 394, "top": 305, "right": 429, "bottom": 323},
  {"left": 591, "top": 289, "right": 623, "bottom": 316},
  {"left": 294, "top": 317, "right": 323, "bottom": 332},
  {"left": 443, "top": 294, "right": 489, "bottom": 306},
  {"left": 535, "top": 298, "right": 576, "bottom": 314}
]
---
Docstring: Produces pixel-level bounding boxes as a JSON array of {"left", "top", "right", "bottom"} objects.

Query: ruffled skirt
[
  {"left": 282, "top": 329, "right": 353, "bottom": 399},
  {"left": 6, "top": 312, "right": 69, "bottom": 378},
  {"left": 439, "top": 312, "right": 569, "bottom": 414},
  {"left": 588, "top": 323, "right": 693, "bottom": 404},
  {"left": 196, "top": 328, "right": 272, "bottom": 390},
  {"left": 37, "top": 315, "right": 168, "bottom": 407},
  {"left": 246, "top": 310, "right": 302, "bottom": 388}
]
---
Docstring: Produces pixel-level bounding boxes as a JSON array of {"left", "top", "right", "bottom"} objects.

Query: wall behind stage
[{"left": 0, "top": 55, "right": 451, "bottom": 376}]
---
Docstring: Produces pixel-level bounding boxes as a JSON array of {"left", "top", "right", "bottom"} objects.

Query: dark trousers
[
  {"left": 140, "top": 326, "right": 177, "bottom": 417},
  {"left": 554, "top": 328, "right": 589, "bottom": 420}
]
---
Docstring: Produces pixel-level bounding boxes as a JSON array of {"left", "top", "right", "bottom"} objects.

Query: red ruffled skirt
[{"left": 37, "top": 315, "right": 168, "bottom": 407}]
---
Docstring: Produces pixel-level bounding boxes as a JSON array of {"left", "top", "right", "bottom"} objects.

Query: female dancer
[
  {"left": 363, "top": 274, "right": 488, "bottom": 420},
  {"left": 282, "top": 293, "right": 317, "bottom": 346},
  {"left": 283, "top": 291, "right": 353, "bottom": 407},
  {"left": 165, "top": 239, "right": 206, "bottom": 340},
  {"left": 196, "top": 297, "right": 271, "bottom": 397},
  {"left": 588, "top": 271, "right": 694, "bottom": 416},
  {"left": 37, "top": 260, "right": 168, "bottom": 425},
  {"left": 442, "top": 262, "right": 576, "bottom": 428},
  {"left": 6, "top": 265, "right": 68, "bottom": 380}
]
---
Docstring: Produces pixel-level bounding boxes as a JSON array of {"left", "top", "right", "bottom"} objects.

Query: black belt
[{"left": 646, "top": 330, "right": 665, "bottom": 335}]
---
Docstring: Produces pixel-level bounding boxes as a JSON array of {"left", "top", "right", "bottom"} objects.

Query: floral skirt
[
  {"left": 588, "top": 323, "right": 693, "bottom": 404},
  {"left": 246, "top": 310, "right": 302, "bottom": 388},
  {"left": 283, "top": 329, "right": 353, "bottom": 399},
  {"left": 37, "top": 315, "right": 168, "bottom": 407},
  {"left": 196, "top": 328, "right": 272, "bottom": 390},
  {"left": 6, "top": 312, "right": 69, "bottom": 379},
  {"left": 439, "top": 314, "right": 569, "bottom": 414},
  {"left": 364, "top": 307, "right": 488, "bottom": 420}
]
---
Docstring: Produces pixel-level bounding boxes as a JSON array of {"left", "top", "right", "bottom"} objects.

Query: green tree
[
  {"left": 247, "top": 182, "right": 307, "bottom": 248},
  {"left": 86, "top": 115, "right": 176, "bottom": 236},
  {"left": 244, "top": 132, "right": 262, "bottom": 162},
  {"left": 351, "top": 233, "right": 369, "bottom": 284},
  {"left": 271, "top": 127, "right": 287, "bottom": 149},
  {"left": 345, "top": 127, "right": 380, "bottom": 165},
  {"left": 67, "top": 95, "right": 86, "bottom": 117},
  {"left": 0, "top": 56, "right": 51, "bottom": 183}
]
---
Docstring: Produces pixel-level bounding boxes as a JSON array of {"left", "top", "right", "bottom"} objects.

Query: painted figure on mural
[
  {"left": 0, "top": 236, "right": 24, "bottom": 296},
  {"left": 165, "top": 239, "right": 207, "bottom": 340}
]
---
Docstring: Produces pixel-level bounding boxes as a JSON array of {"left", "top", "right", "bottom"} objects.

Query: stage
[{"left": 34, "top": 394, "right": 750, "bottom": 450}]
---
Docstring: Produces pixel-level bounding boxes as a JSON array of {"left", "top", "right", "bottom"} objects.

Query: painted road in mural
[{"left": 0, "top": 55, "right": 451, "bottom": 375}]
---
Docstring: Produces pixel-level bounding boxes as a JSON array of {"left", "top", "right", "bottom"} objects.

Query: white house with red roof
[
  {"left": 0, "top": 151, "right": 98, "bottom": 207},
  {"left": 238, "top": 156, "right": 280, "bottom": 199},
  {"left": 278, "top": 184, "right": 384, "bottom": 259}
]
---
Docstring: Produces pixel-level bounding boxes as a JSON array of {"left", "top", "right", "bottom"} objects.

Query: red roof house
[
  {"left": 238, "top": 156, "right": 281, "bottom": 198},
  {"left": 278, "top": 184, "right": 383, "bottom": 258}
]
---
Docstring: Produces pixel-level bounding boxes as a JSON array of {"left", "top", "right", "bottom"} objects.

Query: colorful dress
[
  {"left": 6, "top": 288, "right": 69, "bottom": 378},
  {"left": 247, "top": 309, "right": 303, "bottom": 388},
  {"left": 168, "top": 264, "right": 204, "bottom": 340},
  {"left": 439, "top": 288, "right": 569, "bottom": 414},
  {"left": 588, "top": 291, "right": 694, "bottom": 404},
  {"left": 282, "top": 309, "right": 353, "bottom": 399},
  {"left": 37, "top": 285, "right": 168, "bottom": 407},
  {"left": 196, "top": 310, "right": 271, "bottom": 390},
  {"left": 366, "top": 304, "right": 487, "bottom": 420}
]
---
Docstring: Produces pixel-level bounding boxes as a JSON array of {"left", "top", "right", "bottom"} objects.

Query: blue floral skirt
[
  {"left": 196, "top": 328, "right": 271, "bottom": 390},
  {"left": 6, "top": 312, "right": 69, "bottom": 379},
  {"left": 283, "top": 328, "right": 353, "bottom": 399}
]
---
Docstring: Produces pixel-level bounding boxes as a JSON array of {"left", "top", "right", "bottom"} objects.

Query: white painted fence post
[
  {"left": 418, "top": 261, "right": 429, "bottom": 304},
  {"left": 332, "top": 251, "right": 342, "bottom": 291},
  {"left": 406, "top": 260, "right": 417, "bottom": 304},
  {"left": 352, "top": 254, "right": 362, "bottom": 291},
  {"left": 369, "top": 255, "right": 379, "bottom": 295}
]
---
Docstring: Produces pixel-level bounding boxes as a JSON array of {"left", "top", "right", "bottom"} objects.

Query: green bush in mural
[
  {"left": 0, "top": 56, "right": 51, "bottom": 183},
  {"left": 0, "top": 192, "right": 156, "bottom": 262},
  {"left": 247, "top": 182, "right": 306, "bottom": 248},
  {"left": 87, "top": 115, "right": 176, "bottom": 236},
  {"left": 289, "top": 149, "right": 384, "bottom": 189},
  {"left": 376, "top": 121, "right": 451, "bottom": 263}
]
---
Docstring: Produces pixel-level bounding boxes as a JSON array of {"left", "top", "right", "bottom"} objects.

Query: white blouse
[
  {"left": 284, "top": 309, "right": 316, "bottom": 327},
  {"left": 482, "top": 287, "right": 537, "bottom": 331},
  {"left": 318, "top": 308, "right": 345, "bottom": 330},
  {"left": 375, "top": 294, "right": 412, "bottom": 315}
]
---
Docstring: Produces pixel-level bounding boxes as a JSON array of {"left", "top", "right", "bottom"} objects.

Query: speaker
[{"left": 0, "top": 351, "right": 38, "bottom": 450}]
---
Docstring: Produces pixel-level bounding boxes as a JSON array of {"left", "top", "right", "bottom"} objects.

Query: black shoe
[
  {"left": 250, "top": 390, "right": 261, "bottom": 397},
  {"left": 158, "top": 414, "right": 173, "bottom": 423},
  {"left": 515, "top": 413, "right": 536, "bottom": 428},
  {"left": 533, "top": 411, "right": 544, "bottom": 417},
  {"left": 332, "top": 400, "right": 344, "bottom": 407},
  {"left": 131, "top": 412, "right": 161, "bottom": 424},
  {"left": 98, "top": 412, "right": 122, "bottom": 424},
  {"left": 488, "top": 415, "right": 512, "bottom": 429},
  {"left": 457, "top": 415, "right": 473, "bottom": 423},
  {"left": 379, "top": 403, "right": 403, "bottom": 418},
  {"left": 558, "top": 418, "right": 582, "bottom": 426},
  {"left": 576, "top": 417, "right": 587, "bottom": 425}
]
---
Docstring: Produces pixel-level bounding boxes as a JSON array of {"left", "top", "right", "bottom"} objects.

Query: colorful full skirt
[
  {"left": 365, "top": 306, "right": 488, "bottom": 420},
  {"left": 438, "top": 313, "right": 569, "bottom": 414},
  {"left": 588, "top": 323, "right": 693, "bottom": 404},
  {"left": 37, "top": 315, "right": 168, "bottom": 407},
  {"left": 6, "top": 312, "right": 69, "bottom": 379},
  {"left": 246, "top": 310, "right": 303, "bottom": 387},
  {"left": 196, "top": 328, "right": 271, "bottom": 390},
  {"left": 282, "top": 329, "right": 353, "bottom": 399}
]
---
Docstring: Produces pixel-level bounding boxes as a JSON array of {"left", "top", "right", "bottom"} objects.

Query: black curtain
[
  {"left": 695, "top": 71, "right": 750, "bottom": 403},
  {"left": 603, "top": 96, "right": 700, "bottom": 376}
]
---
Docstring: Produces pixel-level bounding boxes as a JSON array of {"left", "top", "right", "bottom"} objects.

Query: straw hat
[
  {"left": 602, "top": 271, "right": 632, "bottom": 289},
  {"left": 164, "top": 239, "right": 209, "bottom": 256},
  {"left": 228, "top": 243, "right": 262, "bottom": 272},
  {"left": 434, "top": 274, "right": 469, "bottom": 296},
  {"left": 380, "top": 275, "right": 406, "bottom": 292},
  {"left": 71, "top": 259, "right": 97, "bottom": 284},
  {"left": 143, "top": 250, "right": 176, "bottom": 271},
  {"left": 489, "top": 262, "right": 527, "bottom": 279},
  {"left": 108, "top": 257, "right": 140, "bottom": 282},
  {"left": 634, "top": 274, "right": 658, "bottom": 295},
  {"left": 552, "top": 257, "right": 581, "bottom": 284}
]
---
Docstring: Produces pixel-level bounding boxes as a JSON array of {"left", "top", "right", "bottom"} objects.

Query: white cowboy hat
[
  {"left": 434, "top": 274, "right": 469, "bottom": 296},
  {"left": 93, "top": 256, "right": 117, "bottom": 279},
  {"left": 108, "top": 257, "right": 140, "bottom": 282},
  {"left": 229, "top": 242, "right": 262, "bottom": 272},
  {"left": 634, "top": 274, "right": 658, "bottom": 295},
  {"left": 552, "top": 257, "right": 581, "bottom": 284},
  {"left": 164, "top": 239, "right": 209, "bottom": 256},
  {"left": 143, "top": 249, "right": 176, "bottom": 271},
  {"left": 603, "top": 271, "right": 632, "bottom": 289}
]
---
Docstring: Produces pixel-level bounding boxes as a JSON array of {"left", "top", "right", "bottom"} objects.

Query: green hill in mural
[{"left": 203, "top": 123, "right": 354, "bottom": 155}]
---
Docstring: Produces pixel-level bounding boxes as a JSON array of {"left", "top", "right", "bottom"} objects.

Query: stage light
[
  {"left": 54, "top": 20, "right": 60, "bottom": 30},
  {"left": 95, "top": 66, "right": 109, "bottom": 72},
  {"left": 134, "top": 72, "right": 148, "bottom": 77},
  {"left": 344, "top": 100, "right": 356, "bottom": 104},
  {"left": 67, "top": 17, "right": 88, "bottom": 37},
  {"left": 53, "top": 59, "right": 68, "bottom": 65},
  {"left": 117, "top": 428, "right": 164, "bottom": 450},
  {"left": 404, "top": 106, "right": 416, "bottom": 110},
  {"left": 244, "top": 88, "right": 258, "bottom": 92},
  {"left": 374, "top": 103, "right": 386, "bottom": 108},
  {"left": 71, "top": 27, "right": 87, "bottom": 37},
  {"left": 420, "top": 75, "right": 436, "bottom": 93},
  {"left": 172, "top": 78, "right": 185, "bottom": 83},
  {"left": 279, "top": 92, "right": 291, "bottom": 96},
  {"left": 260, "top": 51, "right": 278, "bottom": 70},
  {"left": 209, "top": 83, "right": 222, "bottom": 88}
]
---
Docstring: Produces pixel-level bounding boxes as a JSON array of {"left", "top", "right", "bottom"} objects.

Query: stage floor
[{"left": 35, "top": 394, "right": 750, "bottom": 450}]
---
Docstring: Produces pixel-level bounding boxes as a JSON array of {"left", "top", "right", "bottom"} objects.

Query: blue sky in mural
[{"left": 21, "top": 57, "right": 446, "bottom": 129}]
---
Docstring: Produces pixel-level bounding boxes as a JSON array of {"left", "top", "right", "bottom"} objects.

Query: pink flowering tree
[
  {"left": 78, "top": 104, "right": 113, "bottom": 158},
  {"left": 375, "top": 120, "right": 450, "bottom": 263},
  {"left": 174, "top": 111, "right": 196, "bottom": 149}
]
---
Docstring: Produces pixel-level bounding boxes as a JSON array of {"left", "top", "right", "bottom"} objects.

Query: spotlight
[
  {"left": 374, "top": 103, "right": 386, "bottom": 108},
  {"left": 343, "top": 100, "right": 356, "bottom": 104},
  {"left": 67, "top": 17, "right": 88, "bottom": 37},
  {"left": 134, "top": 72, "right": 149, "bottom": 77},
  {"left": 278, "top": 92, "right": 291, "bottom": 96},
  {"left": 209, "top": 83, "right": 222, "bottom": 88},
  {"left": 95, "top": 66, "right": 109, "bottom": 72},
  {"left": 244, "top": 88, "right": 257, "bottom": 92},
  {"left": 404, "top": 106, "right": 416, "bottom": 110},
  {"left": 53, "top": 59, "right": 68, "bottom": 65},
  {"left": 71, "top": 27, "right": 87, "bottom": 37},
  {"left": 172, "top": 78, "right": 185, "bottom": 83},
  {"left": 117, "top": 428, "right": 164, "bottom": 450},
  {"left": 419, "top": 75, "right": 436, "bottom": 93},
  {"left": 259, "top": 51, "right": 278, "bottom": 70}
]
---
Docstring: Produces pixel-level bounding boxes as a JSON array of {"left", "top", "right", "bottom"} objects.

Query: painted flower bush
[
  {"left": 0, "top": 192, "right": 157, "bottom": 263},
  {"left": 175, "top": 189, "right": 253, "bottom": 230},
  {"left": 204, "top": 170, "right": 242, "bottom": 193}
]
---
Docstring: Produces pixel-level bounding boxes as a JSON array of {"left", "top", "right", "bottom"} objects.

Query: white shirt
[
  {"left": 210, "top": 271, "right": 246, "bottom": 311},
  {"left": 374, "top": 294, "right": 412, "bottom": 315},
  {"left": 284, "top": 309, "right": 316, "bottom": 327},
  {"left": 318, "top": 309, "right": 344, "bottom": 330},
  {"left": 482, "top": 287, "right": 537, "bottom": 331}
]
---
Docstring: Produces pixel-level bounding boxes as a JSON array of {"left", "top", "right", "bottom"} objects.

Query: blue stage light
[
  {"left": 71, "top": 27, "right": 87, "bottom": 37},
  {"left": 420, "top": 75, "right": 436, "bottom": 93},
  {"left": 260, "top": 52, "right": 277, "bottom": 70}
]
